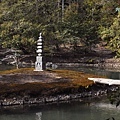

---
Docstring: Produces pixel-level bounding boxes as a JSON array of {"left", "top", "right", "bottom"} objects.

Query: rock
[{"left": 0, "top": 76, "right": 2, "bottom": 79}]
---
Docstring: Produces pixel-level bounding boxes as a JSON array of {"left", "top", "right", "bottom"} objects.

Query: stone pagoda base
[{"left": 34, "top": 56, "right": 43, "bottom": 71}]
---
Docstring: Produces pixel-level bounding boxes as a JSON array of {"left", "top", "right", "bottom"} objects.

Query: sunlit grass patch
[{"left": 52, "top": 70, "right": 101, "bottom": 87}]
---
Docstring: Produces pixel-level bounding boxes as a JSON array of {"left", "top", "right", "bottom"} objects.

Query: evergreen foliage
[
  {"left": 0, "top": 0, "right": 120, "bottom": 57},
  {"left": 99, "top": 14, "right": 120, "bottom": 57}
]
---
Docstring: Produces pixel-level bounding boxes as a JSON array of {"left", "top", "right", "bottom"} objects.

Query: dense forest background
[{"left": 0, "top": 0, "right": 120, "bottom": 57}]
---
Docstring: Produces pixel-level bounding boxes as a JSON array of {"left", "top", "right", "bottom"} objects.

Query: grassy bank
[{"left": 0, "top": 68, "right": 103, "bottom": 99}]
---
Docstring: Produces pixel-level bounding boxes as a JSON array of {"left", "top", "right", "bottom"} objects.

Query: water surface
[
  {"left": 0, "top": 100, "right": 119, "bottom": 120},
  {"left": 59, "top": 66, "right": 120, "bottom": 79}
]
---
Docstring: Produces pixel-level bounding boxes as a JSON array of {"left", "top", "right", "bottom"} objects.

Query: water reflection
[
  {"left": 58, "top": 66, "right": 120, "bottom": 79},
  {"left": 0, "top": 100, "right": 119, "bottom": 120},
  {"left": 80, "top": 67, "right": 120, "bottom": 79}
]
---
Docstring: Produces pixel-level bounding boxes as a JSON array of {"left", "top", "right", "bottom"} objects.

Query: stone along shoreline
[
  {"left": 0, "top": 85, "right": 118, "bottom": 106},
  {"left": 0, "top": 68, "right": 119, "bottom": 106}
]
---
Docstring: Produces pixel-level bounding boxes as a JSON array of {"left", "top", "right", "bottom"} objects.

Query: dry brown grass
[
  {"left": 52, "top": 70, "right": 101, "bottom": 86},
  {"left": 0, "top": 68, "right": 103, "bottom": 98}
]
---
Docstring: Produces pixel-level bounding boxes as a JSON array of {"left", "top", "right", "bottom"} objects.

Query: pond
[
  {"left": 58, "top": 66, "right": 120, "bottom": 79},
  {"left": 77, "top": 67, "right": 120, "bottom": 79},
  {"left": 0, "top": 99, "right": 120, "bottom": 120}
]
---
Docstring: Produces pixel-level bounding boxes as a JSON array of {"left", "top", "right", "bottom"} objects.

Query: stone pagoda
[{"left": 34, "top": 33, "right": 43, "bottom": 71}]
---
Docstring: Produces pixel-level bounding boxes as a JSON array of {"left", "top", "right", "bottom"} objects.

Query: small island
[{"left": 0, "top": 68, "right": 118, "bottom": 106}]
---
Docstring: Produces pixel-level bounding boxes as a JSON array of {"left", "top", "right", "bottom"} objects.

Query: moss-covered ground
[{"left": 0, "top": 68, "right": 103, "bottom": 98}]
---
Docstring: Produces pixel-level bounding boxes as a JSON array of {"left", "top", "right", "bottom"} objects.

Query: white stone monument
[{"left": 34, "top": 33, "right": 43, "bottom": 71}]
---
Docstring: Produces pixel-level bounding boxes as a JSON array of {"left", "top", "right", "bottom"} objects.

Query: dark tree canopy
[{"left": 0, "top": 0, "right": 120, "bottom": 57}]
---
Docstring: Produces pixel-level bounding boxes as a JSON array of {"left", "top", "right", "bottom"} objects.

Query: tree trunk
[{"left": 62, "top": 0, "right": 64, "bottom": 21}]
